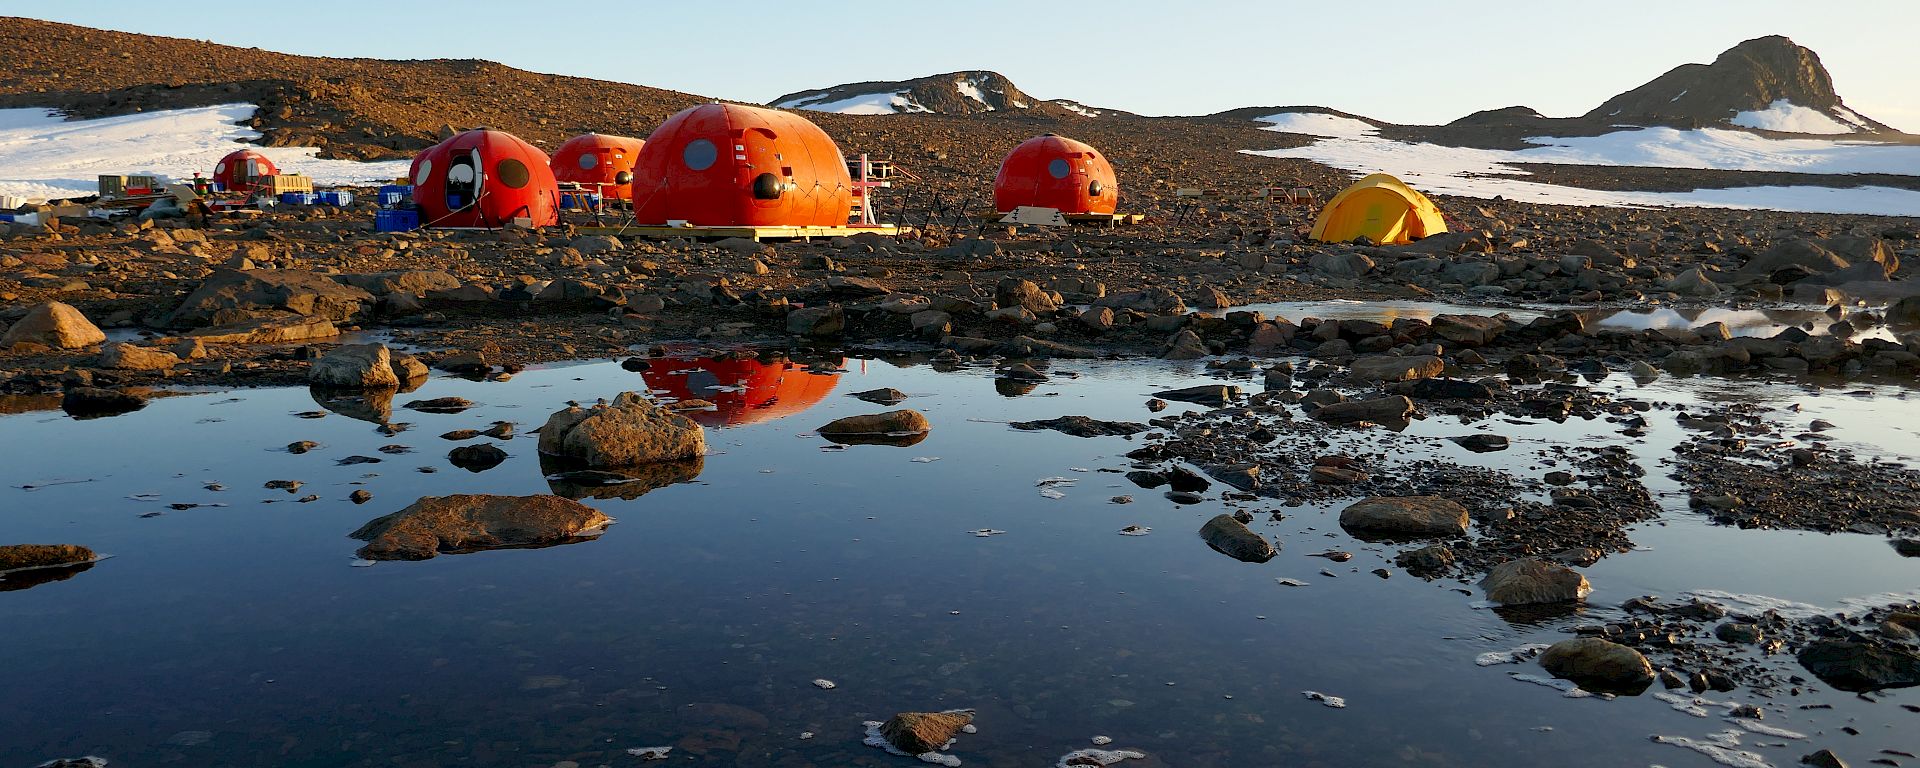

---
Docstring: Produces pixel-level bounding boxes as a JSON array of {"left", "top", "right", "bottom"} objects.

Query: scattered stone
[
  {"left": 850, "top": 387, "right": 909, "bottom": 405},
  {"left": 448, "top": 443, "right": 508, "bottom": 472},
  {"left": 1199, "top": 514, "right": 1277, "bottom": 563},
  {"left": 1538, "top": 638, "right": 1655, "bottom": 694},
  {"left": 1481, "top": 558, "right": 1592, "bottom": 605},
  {"left": 816, "top": 410, "right": 932, "bottom": 446},
  {"left": 349, "top": 494, "right": 613, "bottom": 561},
  {"left": 1339, "top": 496, "right": 1469, "bottom": 537},
  {"left": 1011, "top": 415, "right": 1148, "bottom": 438}
]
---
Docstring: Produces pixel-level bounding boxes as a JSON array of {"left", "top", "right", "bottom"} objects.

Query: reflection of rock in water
[
  {"left": 0, "top": 394, "right": 65, "bottom": 415},
  {"left": 540, "top": 454, "right": 704, "bottom": 500},
  {"left": 0, "top": 562, "right": 95, "bottom": 592},
  {"left": 994, "top": 378, "right": 1039, "bottom": 398},
  {"left": 820, "top": 430, "right": 931, "bottom": 448},
  {"left": 308, "top": 376, "right": 423, "bottom": 425},
  {"left": 1490, "top": 601, "right": 1588, "bottom": 626}
]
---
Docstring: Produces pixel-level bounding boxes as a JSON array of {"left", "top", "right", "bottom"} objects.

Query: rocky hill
[
  {"left": 1586, "top": 35, "right": 1891, "bottom": 133},
  {"left": 772, "top": 71, "right": 1089, "bottom": 117},
  {"left": 0, "top": 16, "right": 710, "bottom": 160}
]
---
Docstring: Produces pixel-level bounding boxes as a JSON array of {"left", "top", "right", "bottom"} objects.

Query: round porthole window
[
  {"left": 683, "top": 139, "right": 718, "bottom": 171},
  {"left": 447, "top": 163, "right": 475, "bottom": 185},
  {"left": 496, "top": 158, "right": 531, "bottom": 189},
  {"left": 577, "top": 153, "right": 599, "bottom": 170},
  {"left": 215, "top": 162, "right": 227, "bottom": 174},
  {"left": 1047, "top": 158, "right": 1070, "bottom": 179},
  {"left": 414, "top": 158, "right": 433, "bottom": 186}
]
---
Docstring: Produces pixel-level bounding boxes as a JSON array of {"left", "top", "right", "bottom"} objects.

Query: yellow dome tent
[{"left": 1308, "top": 174, "right": 1448, "bottom": 245}]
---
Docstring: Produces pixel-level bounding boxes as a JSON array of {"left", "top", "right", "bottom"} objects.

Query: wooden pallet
[{"left": 571, "top": 224, "right": 912, "bottom": 242}]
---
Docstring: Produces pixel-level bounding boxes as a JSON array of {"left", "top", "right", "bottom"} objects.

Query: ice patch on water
[
  {"left": 36, "top": 758, "right": 107, "bottom": 768},
  {"left": 1653, "top": 691, "right": 1723, "bottom": 717},
  {"left": 1510, "top": 673, "right": 1596, "bottom": 698},
  {"left": 812, "top": 679, "right": 836, "bottom": 689},
  {"left": 1476, "top": 643, "right": 1553, "bottom": 666},
  {"left": 1302, "top": 690, "right": 1347, "bottom": 708},
  {"left": 1727, "top": 719, "right": 1806, "bottom": 740},
  {"left": 1053, "top": 748, "right": 1146, "bottom": 767},
  {"left": 1090, "top": 735, "right": 1113, "bottom": 745},
  {"left": 1684, "top": 588, "right": 1920, "bottom": 620},
  {"left": 969, "top": 529, "right": 1008, "bottom": 537},
  {"left": 912, "top": 457, "right": 941, "bottom": 463},
  {"left": 1649, "top": 732, "right": 1773, "bottom": 768},
  {"left": 1038, "top": 477, "right": 1077, "bottom": 499},
  {"left": 626, "top": 746, "right": 671, "bottom": 760},
  {"left": 1275, "top": 578, "right": 1310, "bottom": 586}
]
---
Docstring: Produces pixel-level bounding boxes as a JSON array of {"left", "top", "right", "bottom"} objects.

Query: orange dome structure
[
  {"left": 551, "top": 133, "right": 644, "bottom": 200},
  {"left": 629, "top": 103, "right": 853, "bottom": 227},
  {"left": 993, "top": 134, "right": 1118, "bottom": 215},
  {"left": 640, "top": 354, "right": 843, "bottom": 428},
  {"left": 212, "top": 149, "right": 278, "bottom": 193},
  {"left": 409, "top": 129, "right": 559, "bottom": 228}
]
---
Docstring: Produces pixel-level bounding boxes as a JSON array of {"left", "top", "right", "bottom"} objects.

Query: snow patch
[
  {"left": 0, "top": 104, "right": 408, "bottom": 203},
  {"left": 954, "top": 77, "right": 994, "bottom": 111},
  {"left": 777, "top": 90, "right": 929, "bottom": 115},
  {"left": 1243, "top": 122, "right": 1920, "bottom": 216},
  {"left": 1730, "top": 99, "right": 1856, "bottom": 134},
  {"left": 1256, "top": 112, "right": 1380, "bottom": 139},
  {"left": 1055, "top": 100, "right": 1102, "bottom": 118}
]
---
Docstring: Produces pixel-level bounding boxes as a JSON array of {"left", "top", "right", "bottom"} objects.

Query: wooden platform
[
  {"left": 976, "top": 210, "right": 1145, "bottom": 227},
  {"left": 570, "top": 224, "right": 911, "bottom": 242}
]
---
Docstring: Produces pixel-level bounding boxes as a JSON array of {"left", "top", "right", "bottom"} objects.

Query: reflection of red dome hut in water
[
  {"left": 212, "top": 149, "right": 278, "bottom": 193},
  {"left": 551, "top": 133, "right": 644, "bottom": 200},
  {"left": 641, "top": 354, "right": 843, "bottom": 427},
  {"left": 629, "top": 103, "right": 853, "bottom": 226},
  {"left": 993, "top": 134, "right": 1118, "bottom": 214},
  {"left": 409, "top": 129, "right": 560, "bottom": 228}
]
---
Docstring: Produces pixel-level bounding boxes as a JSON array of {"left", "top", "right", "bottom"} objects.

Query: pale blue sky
[{"left": 9, "top": 1, "right": 1918, "bottom": 130}]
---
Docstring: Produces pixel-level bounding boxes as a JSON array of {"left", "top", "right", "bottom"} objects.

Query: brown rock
[
  {"left": 1339, "top": 496, "right": 1469, "bottom": 537},
  {"left": 1482, "top": 557, "right": 1592, "bottom": 605},
  {"left": 349, "top": 494, "right": 612, "bottom": 560},
  {"left": 878, "top": 711, "right": 973, "bottom": 754},
  {"left": 0, "top": 544, "right": 97, "bottom": 571},
  {"left": 99, "top": 342, "right": 180, "bottom": 371},
  {"left": 538, "top": 392, "right": 707, "bottom": 468},
  {"left": 1, "top": 301, "right": 105, "bottom": 349}
]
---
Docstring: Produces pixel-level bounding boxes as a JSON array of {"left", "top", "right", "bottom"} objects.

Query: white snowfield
[
  {"left": 0, "top": 103, "right": 409, "bottom": 203},
  {"left": 1251, "top": 110, "right": 1920, "bottom": 216},
  {"left": 774, "top": 90, "right": 930, "bottom": 115},
  {"left": 1730, "top": 99, "right": 1863, "bottom": 134}
]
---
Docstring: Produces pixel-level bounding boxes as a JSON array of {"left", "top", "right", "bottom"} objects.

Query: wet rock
[
  {"left": 1796, "top": 639, "right": 1920, "bottom": 692},
  {"left": 185, "top": 315, "right": 339, "bottom": 344},
  {"left": 996, "top": 278, "right": 1059, "bottom": 313},
  {"left": 1312, "top": 395, "right": 1414, "bottom": 425},
  {"left": 1539, "top": 637, "right": 1655, "bottom": 694},
  {"left": 98, "top": 342, "right": 179, "bottom": 371},
  {"left": 310, "top": 344, "right": 400, "bottom": 389},
  {"left": 538, "top": 393, "right": 707, "bottom": 468},
  {"left": 1395, "top": 378, "right": 1495, "bottom": 400},
  {"left": 349, "top": 489, "right": 373, "bottom": 504},
  {"left": 0, "top": 544, "right": 96, "bottom": 572},
  {"left": 850, "top": 387, "right": 909, "bottom": 405},
  {"left": 1663, "top": 267, "right": 1722, "bottom": 297},
  {"left": 1162, "top": 329, "right": 1209, "bottom": 360},
  {"left": 1481, "top": 558, "right": 1591, "bottom": 605},
  {"left": 786, "top": 304, "right": 844, "bottom": 337},
  {"left": 817, "top": 409, "right": 932, "bottom": 446},
  {"left": 449, "top": 443, "right": 508, "bottom": 472},
  {"left": 877, "top": 711, "right": 972, "bottom": 754},
  {"left": 1010, "top": 415, "right": 1148, "bottom": 438},
  {"left": 404, "top": 396, "right": 475, "bottom": 413},
  {"left": 1394, "top": 544, "right": 1455, "bottom": 576},
  {"left": 1153, "top": 384, "right": 1239, "bottom": 407},
  {"left": 1801, "top": 749, "right": 1850, "bottom": 768},
  {"left": 287, "top": 441, "right": 319, "bottom": 454},
  {"left": 1450, "top": 434, "right": 1510, "bottom": 452},
  {"left": 1166, "top": 466, "right": 1210, "bottom": 492},
  {"left": 1339, "top": 496, "right": 1469, "bottom": 537},
  {"left": 1310, "top": 464, "right": 1368, "bottom": 484},
  {"left": 1125, "top": 470, "right": 1168, "bottom": 489},
  {"left": 350, "top": 494, "right": 613, "bottom": 561},
  {"left": 1207, "top": 463, "right": 1261, "bottom": 491},
  {"left": 1349, "top": 355, "right": 1443, "bottom": 383},
  {"left": 165, "top": 269, "right": 374, "bottom": 326},
  {"left": 1199, "top": 514, "right": 1278, "bottom": 563},
  {"left": 61, "top": 387, "right": 147, "bottom": 418},
  {"left": 998, "top": 363, "right": 1048, "bottom": 382},
  {"left": 1, "top": 302, "right": 105, "bottom": 349},
  {"left": 1715, "top": 623, "right": 1765, "bottom": 644}
]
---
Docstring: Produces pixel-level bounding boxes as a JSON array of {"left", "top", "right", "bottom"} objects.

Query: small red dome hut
[
  {"left": 212, "top": 149, "right": 279, "bottom": 193},
  {"left": 551, "top": 133, "right": 644, "bottom": 200},
  {"left": 629, "top": 103, "right": 852, "bottom": 227},
  {"left": 992, "top": 134, "right": 1118, "bottom": 214},
  {"left": 410, "top": 129, "right": 559, "bottom": 228}
]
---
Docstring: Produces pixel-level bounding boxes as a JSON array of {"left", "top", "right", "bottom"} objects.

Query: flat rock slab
[
  {"left": 1199, "top": 514, "right": 1277, "bottom": 563},
  {"left": 1339, "top": 496, "right": 1469, "bottom": 537},
  {"left": 1010, "top": 415, "right": 1148, "bottom": 438},
  {"left": 350, "top": 494, "right": 613, "bottom": 561}
]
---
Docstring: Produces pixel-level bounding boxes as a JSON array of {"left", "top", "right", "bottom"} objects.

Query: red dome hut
[
  {"left": 212, "top": 149, "right": 279, "bottom": 193},
  {"left": 993, "top": 134, "right": 1118, "bottom": 215},
  {"left": 409, "top": 129, "right": 559, "bottom": 228},
  {"left": 551, "top": 133, "right": 644, "bottom": 200},
  {"left": 629, "top": 103, "right": 852, "bottom": 227}
]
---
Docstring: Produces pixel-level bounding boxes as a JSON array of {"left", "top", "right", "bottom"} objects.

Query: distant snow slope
[
  {"left": 1256, "top": 112, "right": 1380, "bottom": 139},
  {"left": 0, "top": 104, "right": 409, "bottom": 202},
  {"left": 1730, "top": 99, "right": 1858, "bottom": 134},
  {"left": 1245, "top": 123, "right": 1920, "bottom": 216},
  {"left": 773, "top": 90, "right": 930, "bottom": 115}
]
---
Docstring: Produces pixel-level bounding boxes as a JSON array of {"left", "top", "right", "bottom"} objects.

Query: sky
[{"left": 9, "top": 0, "right": 1919, "bottom": 131}]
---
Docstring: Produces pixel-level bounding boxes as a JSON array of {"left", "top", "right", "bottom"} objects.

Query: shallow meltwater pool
[{"left": 2, "top": 350, "right": 1916, "bottom": 767}]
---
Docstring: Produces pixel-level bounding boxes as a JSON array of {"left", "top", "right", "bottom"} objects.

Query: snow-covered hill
[{"left": 771, "top": 71, "right": 1090, "bottom": 117}]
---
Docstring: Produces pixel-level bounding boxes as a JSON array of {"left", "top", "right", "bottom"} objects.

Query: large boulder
[
  {"left": 877, "top": 711, "right": 972, "bottom": 754},
  {"left": 1349, "top": 355, "right": 1444, "bottom": 383},
  {"left": 1094, "top": 287, "right": 1185, "bottom": 315},
  {"left": 1310, "top": 251, "right": 1375, "bottom": 278},
  {"left": 1312, "top": 395, "right": 1414, "bottom": 425},
  {"left": 1796, "top": 639, "right": 1920, "bottom": 692},
  {"left": 349, "top": 494, "right": 613, "bottom": 561},
  {"left": 1154, "top": 384, "right": 1239, "bottom": 407},
  {"left": 1, "top": 302, "right": 105, "bottom": 349},
  {"left": 1199, "top": 514, "right": 1278, "bottom": 563},
  {"left": 1663, "top": 268, "right": 1722, "bottom": 297},
  {"left": 995, "top": 278, "right": 1059, "bottom": 314},
  {"left": 1481, "top": 558, "right": 1591, "bottom": 605},
  {"left": 538, "top": 393, "right": 707, "bottom": 468},
  {"left": 1339, "top": 496, "right": 1469, "bottom": 537},
  {"left": 786, "top": 304, "right": 845, "bottom": 337},
  {"left": 98, "top": 342, "right": 179, "bottom": 371},
  {"left": 335, "top": 270, "right": 462, "bottom": 296},
  {"left": 164, "top": 269, "right": 375, "bottom": 327},
  {"left": 1539, "top": 638, "right": 1655, "bottom": 694},
  {"left": 1431, "top": 314, "right": 1504, "bottom": 347},
  {"left": 310, "top": 344, "right": 401, "bottom": 389}
]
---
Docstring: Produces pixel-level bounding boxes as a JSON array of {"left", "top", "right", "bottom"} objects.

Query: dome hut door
[{"left": 445, "top": 148, "right": 484, "bottom": 211}]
